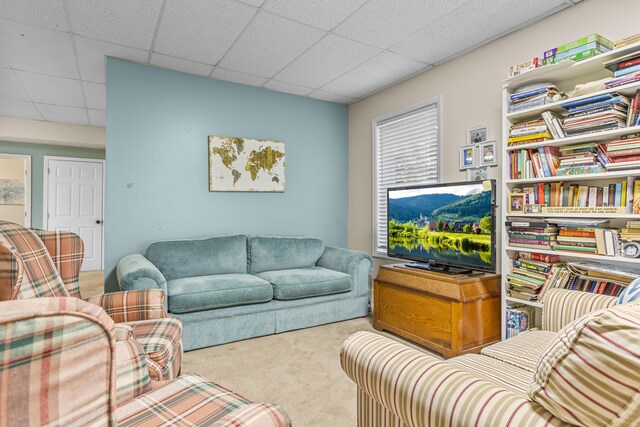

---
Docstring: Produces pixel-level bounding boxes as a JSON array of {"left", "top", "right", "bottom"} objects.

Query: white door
[{"left": 45, "top": 158, "right": 103, "bottom": 271}]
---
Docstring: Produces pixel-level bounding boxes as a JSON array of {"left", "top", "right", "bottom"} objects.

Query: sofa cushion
[
  {"left": 248, "top": 235, "right": 324, "bottom": 274},
  {"left": 167, "top": 274, "right": 272, "bottom": 314},
  {"left": 448, "top": 354, "right": 533, "bottom": 395},
  {"left": 528, "top": 301, "right": 640, "bottom": 426},
  {"left": 147, "top": 235, "right": 247, "bottom": 281},
  {"left": 256, "top": 267, "right": 351, "bottom": 300},
  {"left": 481, "top": 330, "right": 557, "bottom": 372}
]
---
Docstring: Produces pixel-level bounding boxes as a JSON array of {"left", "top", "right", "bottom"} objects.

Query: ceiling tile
[
  {"left": 0, "top": 55, "right": 7, "bottom": 68},
  {"left": 36, "top": 104, "right": 88, "bottom": 125},
  {"left": 210, "top": 67, "right": 268, "bottom": 87},
  {"left": 263, "top": 0, "right": 368, "bottom": 30},
  {"left": 274, "top": 33, "right": 380, "bottom": 88},
  {"left": 0, "top": 69, "right": 30, "bottom": 101},
  {"left": 66, "top": 0, "right": 162, "bottom": 50},
  {"left": 308, "top": 90, "right": 354, "bottom": 104},
  {"left": 0, "top": 98, "right": 42, "bottom": 120},
  {"left": 154, "top": 0, "right": 256, "bottom": 65},
  {"left": 75, "top": 36, "right": 148, "bottom": 83},
  {"left": 15, "top": 71, "right": 85, "bottom": 107},
  {"left": 391, "top": 0, "right": 569, "bottom": 65},
  {"left": 219, "top": 11, "right": 325, "bottom": 77},
  {"left": 334, "top": 0, "right": 469, "bottom": 49},
  {"left": 150, "top": 53, "right": 214, "bottom": 76},
  {"left": 82, "top": 81, "right": 106, "bottom": 110},
  {"left": 87, "top": 109, "right": 106, "bottom": 127},
  {"left": 263, "top": 80, "right": 313, "bottom": 96},
  {"left": 236, "top": 0, "right": 265, "bottom": 6},
  {"left": 0, "top": 0, "right": 68, "bottom": 31},
  {"left": 0, "top": 18, "right": 78, "bottom": 78},
  {"left": 321, "top": 51, "right": 429, "bottom": 99}
]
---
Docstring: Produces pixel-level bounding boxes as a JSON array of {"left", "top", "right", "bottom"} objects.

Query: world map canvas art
[{"left": 208, "top": 135, "right": 285, "bottom": 192}]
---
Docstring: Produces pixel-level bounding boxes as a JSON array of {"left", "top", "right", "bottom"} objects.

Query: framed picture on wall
[
  {"left": 459, "top": 145, "right": 476, "bottom": 170},
  {"left": 480, "top": 140, "right": 498, "bottom": 166},
  {"left": 466, "top": 125, "right": 489, "bottom": 144}
]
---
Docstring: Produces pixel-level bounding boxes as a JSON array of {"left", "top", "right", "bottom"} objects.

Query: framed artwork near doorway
[{"left": 0, "top": 153, "right": 31, "bottom": 227}]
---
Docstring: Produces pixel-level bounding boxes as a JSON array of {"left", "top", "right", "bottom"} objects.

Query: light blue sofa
[{"left": 117, "top": 235, "right": 372, "bottom": 351}]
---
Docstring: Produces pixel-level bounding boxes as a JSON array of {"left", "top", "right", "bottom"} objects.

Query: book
[
  {"left": 517, "top": 252, "right": 560, "bottom": 263},
  {"left": 545, "top": 34, "right": 613, "bottom": 56},
  {"left": 561, "top": 93, "right": 628, "bottom": 110}
]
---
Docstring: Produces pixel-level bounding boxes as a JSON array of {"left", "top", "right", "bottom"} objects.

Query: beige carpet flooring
[{"left": 79, "top": 272, "right": 437, "bottom": 426}]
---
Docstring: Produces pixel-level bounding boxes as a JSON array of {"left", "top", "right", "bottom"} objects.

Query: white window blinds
[{"left": 373, "top": 100, "right": 440, "bottom": 256}]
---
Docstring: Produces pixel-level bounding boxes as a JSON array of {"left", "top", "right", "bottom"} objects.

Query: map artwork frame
[{"left": 208, "top": 135, "right": 285, "bottom": 192}]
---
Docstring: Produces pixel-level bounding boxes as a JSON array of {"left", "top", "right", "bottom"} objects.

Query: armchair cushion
[
  {"left": 116, "top": 374, "right": 291, "bottom": 426},
  {"left": 127, "top": 317, "right": 183, "bottom": 381},
  {"left": 529, "top": 301, "right": 640, "bottom": 426},
  {"left": 85, "top": 289, "right": 166, "bottom": 322},
  {"left": 0, "top": 220, "right": 69, "bottom": 299}
]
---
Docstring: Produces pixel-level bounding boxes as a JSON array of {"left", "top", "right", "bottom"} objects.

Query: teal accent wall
[
  {"left": 0, "top": 140, "right": 105, "bottom": 229},
  {"left": 105, "top": 59, "right": 348, "bottom": 291}
]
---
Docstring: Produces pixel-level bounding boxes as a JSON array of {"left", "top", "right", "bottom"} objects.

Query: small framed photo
[
  {"left": 467, "top": 125, "right": 489, "bottom": 144},
  {"left": 525, "top": 204, "right": 546, "bottom": 214},
  {"left": 466, "top": 167, "right": 488, "bottom": 181},
  {"left": 509, "top": 194, "right": 525, "bottom": 214},
  {"left": 459, "top": 145, "right": 476, "bottom": 169},
  {"left": 480, "top": 140, "right": 498, "bottom": 166}
]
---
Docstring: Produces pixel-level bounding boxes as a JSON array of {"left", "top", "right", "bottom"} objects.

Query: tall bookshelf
[{"left": 500, "top": 40, "right": 640, "bottom": 339}]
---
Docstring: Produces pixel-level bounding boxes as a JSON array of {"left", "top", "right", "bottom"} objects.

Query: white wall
[{"left": 348, "top": 0, "right": 640, "bottom": 272}]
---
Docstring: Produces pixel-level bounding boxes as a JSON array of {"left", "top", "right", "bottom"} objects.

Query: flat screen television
[{"left": 387, "top": 180, "right": 496, "bottom": 274}]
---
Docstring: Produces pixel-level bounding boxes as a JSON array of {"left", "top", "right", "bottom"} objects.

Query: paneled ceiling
[{"left": 0, "top": 0, "right": 581, "bottom": 127}]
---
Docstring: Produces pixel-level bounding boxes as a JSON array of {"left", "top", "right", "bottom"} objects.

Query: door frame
[
  {"left": 43, "top": 156, "right": 105, "bottom": 269},
  {"left": 0, "top": 153, "right": 32, "bottom": 227}
]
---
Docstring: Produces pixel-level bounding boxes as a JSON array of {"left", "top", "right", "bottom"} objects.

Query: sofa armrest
[
  {"left": 118, "top": 254, "right": 168, "bottom": 307},
  {"left": 541, "top": 288, "right": 617, "bottom": 332},
  {"left": 85, "top": 289, "right": 167, "bottom": 322},
  {"left": 317, "top": 246, "right": 372, "bottom": 297},
  {"left": 341, "top": 331, "right": 563, "bottom": 427}
]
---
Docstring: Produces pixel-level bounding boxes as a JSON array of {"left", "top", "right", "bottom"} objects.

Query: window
[{"left": 373, "top": 98, "right": 440, "bottom": 257}]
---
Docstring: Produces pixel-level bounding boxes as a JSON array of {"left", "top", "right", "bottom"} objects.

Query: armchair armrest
[
  {"left": 341, "top": 331, "right": 563, "bottom": 427},
  {"left": 30, "top": 227, "right": 84, "bottom": 298},
  {"left": 541, "top": 288, "right": 617, "bottom": 332},
  {"left": 85, "top": 289, "right": 166, "bottom": 322},
  {"left": 317, "top": 246, "right": 372, "bottom": 297}
]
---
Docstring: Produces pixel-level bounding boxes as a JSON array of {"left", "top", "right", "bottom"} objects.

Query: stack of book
[
  {"left": 560, "top": 93, "right": 629, "bottom": 137},
  {"left": 621, "top": 220, "right": 640, "bottom": 241},
  {"left": 507, "top": 252, "right": 563, "bottom": 303},
  {"left": 549, "top": 261, "right": 639, "bottom": 297},
  {"left": 541, "top": 111, "right": 566, "bottom": 139},
  {"left": 543, "top": 34, "right": 613, "bottom": 65},
  {"left": 604, "top": 51, "right": 640, "bottom": 89},
  {"left": 506, "top": 219, "right": 558, "bottom": 250},
  {"left": 506, "top": 304, "right": 535, "bottom": 338},
  {"left": 550, "top": 219, "right": 620, "bottom": 256},
  {"left": 508, "top": 83, "right": 560, "bottom": 113},
  {"left": 600, "top": 135, "right": 640, "bottom": 171},
  {"left": 508, "top": 118, "right": 553, "bottom": 146},
  {"left": 625, "top": 90, "right": 640, "bottom": 127},
  {"left": 557, "top": 142, "right": 605, "bottom": 175},
  {"left": 614, "top": 34, "right": 640, "bottom": 49},
  {"left": 509, "top": 146, "right": 560, "bottom": 179}
]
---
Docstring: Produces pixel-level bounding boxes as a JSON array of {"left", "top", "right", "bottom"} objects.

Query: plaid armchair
[
  {"left": 0, "top": 220, "right": 181, "bottom": 381},
  {"left": 0, "top": 297, "right": 291, "bottom": 426}
]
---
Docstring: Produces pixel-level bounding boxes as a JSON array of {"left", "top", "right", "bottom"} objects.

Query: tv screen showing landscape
[{"left": 387, "top": 181, "right": 495, "bottom": 272}]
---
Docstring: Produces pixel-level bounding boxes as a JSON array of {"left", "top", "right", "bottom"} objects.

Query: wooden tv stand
[{"left": 374, "top": 264, "right": 501, "bottom": 359}]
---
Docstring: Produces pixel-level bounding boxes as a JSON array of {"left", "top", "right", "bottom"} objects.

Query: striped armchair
[
  {"left": 342, "top": 288, "right": 640, "bottom": 427},
  {"left": 0, "top": 220, "right": 181, "bottom": 381},
  {"left": 0, "top": 297, "right": 291, "bottom": 427}
]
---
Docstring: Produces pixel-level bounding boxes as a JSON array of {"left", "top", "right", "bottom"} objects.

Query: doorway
[
  {"left": 0, "top": 154, "right": 31, "bottom": 227},
  {"left": 43, "top": 157, "right": 104, "bottom": 271}
]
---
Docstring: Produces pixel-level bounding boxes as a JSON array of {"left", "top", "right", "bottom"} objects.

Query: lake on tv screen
[{"left": 389, "top": 240, "right": 491, "bottom": 270}]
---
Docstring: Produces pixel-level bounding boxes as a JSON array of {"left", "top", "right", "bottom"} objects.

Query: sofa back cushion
[
  {"left": 528, "top": 301, "right": 640, "bottom": 426},
  {"left": 248, "top": 236, "right": 324, "bottom": 274},
  {"left": 146, "top": 235, "right": 247, "bottom": 281}
]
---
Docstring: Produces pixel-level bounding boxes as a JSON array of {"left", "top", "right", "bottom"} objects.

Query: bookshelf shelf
[
  {"left": 501, "top": 38, "right": 640, "bottom": 340},
  {"left": 505, "top": 125, "right": 640, "bottom": 152},
  {"left": 506, "top": 169, "right": 640, "bottom": 184}
]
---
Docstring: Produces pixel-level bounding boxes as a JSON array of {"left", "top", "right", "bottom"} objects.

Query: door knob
[{"left": 96, "top": 220, "right": 102, "bottom": 224}]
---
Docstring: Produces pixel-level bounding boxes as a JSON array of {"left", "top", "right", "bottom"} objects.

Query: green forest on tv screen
[{"left": 388, "top": 188, "right": 493, "bottom": 269}]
